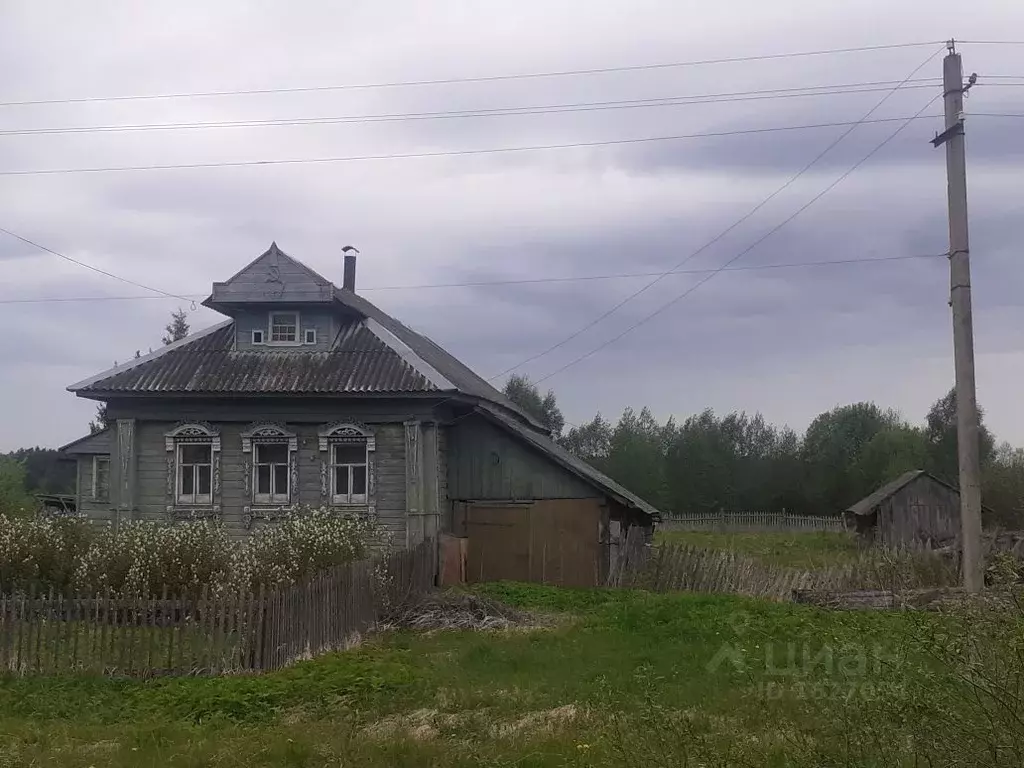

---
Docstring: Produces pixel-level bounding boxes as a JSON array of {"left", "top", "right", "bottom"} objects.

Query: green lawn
[
  {"left": 656, "top": 529, "right": 864, "bottom": 569},
  {"left": 0, "top": 583, "right": 960, "bottom": 767}
]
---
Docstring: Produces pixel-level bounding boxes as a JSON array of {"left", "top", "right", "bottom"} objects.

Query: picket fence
[
  {"left": 0, "top": 540, "right": 435, "bottom": 677},
  {"left": 659, "top": 510, "right": 846, "bottom": 533},
  {"left": 607, "top": 526, "right": 957, "bottom": 600}
]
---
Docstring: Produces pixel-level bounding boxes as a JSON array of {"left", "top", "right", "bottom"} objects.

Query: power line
[
  {"left": 533, "top": 93, "right": 942, "bottom": 386},
  {"left": 0, "top": 227, "right": 194, "bottom": 303},
  {"left": 0, "top": 80, "right": 942, "bottom": 138},
  {"left": 0, "top": 114, "right": 946, "bottom": 177},
  {"left": 485, "top": 45, "right": 945, "bottom": 381},
  {"left": 0, "top": 253, "right": 949, "bottom": 306},
  {"left": 0, "top": 41, "right": 945, "bottom": 108}
]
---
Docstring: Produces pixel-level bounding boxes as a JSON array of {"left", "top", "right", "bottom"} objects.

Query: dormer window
[
  {"left": 304, "top": 328, "right": 317, "bottom": 344},
  {"left": 270, "top": 312, "right": 298, "bottom": 343},
  {"left": 251, "top": 329, "right": 265, "bottom": 344}
]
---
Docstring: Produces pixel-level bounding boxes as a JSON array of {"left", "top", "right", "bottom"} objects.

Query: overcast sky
[{"left": 1, "top": 2, "right": 1023, "bottom": 451}]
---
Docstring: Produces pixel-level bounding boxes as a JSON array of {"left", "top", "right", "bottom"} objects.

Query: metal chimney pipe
[{"left": 342, "top": 245, "right": 359, "bottom": 292}]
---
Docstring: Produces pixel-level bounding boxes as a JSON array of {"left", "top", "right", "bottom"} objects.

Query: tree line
[{"left": 502, "top": 374, "right": 1024, "bottom": 527}]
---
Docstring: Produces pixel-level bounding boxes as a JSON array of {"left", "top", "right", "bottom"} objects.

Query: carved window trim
[
  {"left": 318, "top": 422, "right": 376, "bottom": 516},
  {"left": 164, "top": 422, "right": 221, "bottom": 521},
  {"left": 241, "top": 422, "right": 298, "bottom": 508}
]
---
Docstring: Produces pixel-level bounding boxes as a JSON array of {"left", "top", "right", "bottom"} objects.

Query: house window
[
  {"left": 331, "top": 442, "right": 368, "bottom": 504},
  {"left": 318, "top": 422, "right": 375, "bottom": 511},
  {"left": 252, "top": 329, "right": 265, "bottom": 344},
  {"left": 270, "top": 312, "right": 298, "bottom": 343},
  {"left": 304, "top": 328, "right": 316, "bottom": 344},
  {"left": 241, "top": 423, "right": 297, "bottom": 510},
  {"left": 177, "top": 443, "right": 213, "bottom": 505},
  {"left": 92, "top": 456, "right": 110, "bottom": 502},
  {"left": 164, "top": 423, "right": 221, "bottom": 518},
  {"left": 254, "top": 443, "right": 290, "bottom": 504}
]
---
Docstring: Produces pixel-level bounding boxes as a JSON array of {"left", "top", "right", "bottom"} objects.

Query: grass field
[
  {"left": 655, "top": 529, "right": 864, "bottom": 569},
  {"left": 0, "top": 582, "right": 956, "bottom": 767}
]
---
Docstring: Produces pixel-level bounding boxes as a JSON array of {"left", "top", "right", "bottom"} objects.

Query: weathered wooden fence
[
  {"left": 0, "top": 540, "right": 435, "bottom": 677},
  {"left": 659, "top": 510, "right": 846, "bottom": 533},
  {"left": 608, "top": 526, "right": 957, "bottom": 601}
]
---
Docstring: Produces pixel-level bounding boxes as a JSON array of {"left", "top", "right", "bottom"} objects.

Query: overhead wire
[
  {"left": 0, "top": 252, "right": 950, "bottom": 306},
  {"left": 0, "top": 226, "right": 195, "bottom": 304},
  {"left": 0, "top": 80, "right": 942, "bottom": 137},
  {"left": 0, "top": 114, "right": 947, "bottom": 177},
  {"left": 532, "top": 92, "right": 943, "bottom": 386},
  {"left": 483, "top": 44, "right": 946, "bottom": 382},
  {"left": 0, "top": 41, "right": 946, "bottom": 108}
]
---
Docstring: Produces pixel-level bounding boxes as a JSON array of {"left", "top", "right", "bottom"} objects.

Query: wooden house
[
  {"left": 58, "top": 243, "right": 659, "bottom": 586},
  {"left": 845, "top": 470, "right": 963, "bottom": 546}
]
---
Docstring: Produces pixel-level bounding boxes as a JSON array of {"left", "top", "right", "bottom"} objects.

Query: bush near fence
[
  {"left": 0, "top": 539, "right": 435, "bottom": 677},
  {"left": 659, "top": 510, "right": 846, "bottom": 533}
]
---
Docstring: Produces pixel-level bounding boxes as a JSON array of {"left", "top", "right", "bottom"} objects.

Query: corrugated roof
[
  {"left": 69, "top": 243, "right": 550, "bottom": 432},
  {"left": 71, "top": 319, "right": 438, "bottom": 395},
  {"left": 58, "top": 428, "right": 112, "bottom": 455},
  {"left": 476, "top": 403, "right": 661, "bottom": 520},
  {"left": 847, "top": 470, "right": 938, "bottom": 515}
]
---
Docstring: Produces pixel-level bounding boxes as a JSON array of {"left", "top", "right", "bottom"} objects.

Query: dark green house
[{"left": 59, "top": 244, "right": 658, "bottom": 585}]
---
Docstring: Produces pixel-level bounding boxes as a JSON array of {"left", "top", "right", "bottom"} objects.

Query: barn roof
[
  {"left": 58, "top": 428, "right": 112, "bottom": 456},
  {"left": 846, "top": 470, "right": 954, "bottom": 516},
  {"left": 67, "top": 243, "right": 546, "bottom": 431},
  {"left": 476, "top": 403, "right": 661, "bottom": 521}
]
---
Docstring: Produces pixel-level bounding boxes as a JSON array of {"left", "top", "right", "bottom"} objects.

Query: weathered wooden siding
[
  {"left": 447, "top": 417, "right": 599, "bottom": 501},
  {"left": 107, "top": 398, "right": 438, "bottom": 424},
  {"left": 437, "top": 426, "right": 451, "bottom": 531},
  {"left": 210, "top": 245, "right": 334, "bottom": 304},
  {"left": 233, "top": 309, "right": 337, "bottom": 352},
  {"left": 123, "top": 418, "right": 407, "bottom": 540},
  {"left": 877, "top": 475, "right": 961, "bottom": 545}
]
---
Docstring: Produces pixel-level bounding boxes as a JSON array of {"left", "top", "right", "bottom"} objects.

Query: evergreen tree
[{"left": 162, "top": 308, "right": 191, "bottom": 345}]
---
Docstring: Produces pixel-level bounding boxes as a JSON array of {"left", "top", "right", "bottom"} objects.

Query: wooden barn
[{"left": 845, "top": 470, "right": 964, "bottom": 546}]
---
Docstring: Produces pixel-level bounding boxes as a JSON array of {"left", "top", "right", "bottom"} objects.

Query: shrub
[
  {"left": 0, "top": 507, "right": 388, "bottom": 597},
  {"left": 228, "top": 506, "right": 391, "bottom": 594},
  {"left": 75, "top": 520, "right": 233, "bottom": 598},
  {"left": 0, "top": 514, "right": 94, "bottom": 592}
]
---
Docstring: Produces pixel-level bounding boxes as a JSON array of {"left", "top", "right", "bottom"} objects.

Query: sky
[{"left": 1, "top": 1, "right": 1023, "bottom": 451}]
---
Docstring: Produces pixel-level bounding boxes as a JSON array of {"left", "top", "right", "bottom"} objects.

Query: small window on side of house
[
  {"left": 304, "top": 328, "right": 316, "bottom": 344},
  {"left": 252, "top": 329, "right": 265, "bottom": 344},
  {"left": 92, "top": 456, "right": 110, "bottom": 502}
]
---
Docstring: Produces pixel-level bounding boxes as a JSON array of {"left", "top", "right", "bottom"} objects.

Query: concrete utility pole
[{"left": 932, "top": 40, "right": 983, "bottom": 592}]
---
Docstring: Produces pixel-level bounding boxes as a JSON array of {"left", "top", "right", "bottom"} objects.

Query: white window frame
[
  {"left": 91, "top": 455, "right": 110, "bottom": 502},
  {"left": 330, "top": 441, "right": 369, "bottom": 505},
  {"left": 253, "top": 442, "right": 291, "bottom": 504},
  {"left": 268, "top": 311, "right": 299, "bottom": 344},
  {"left": 241, "top": 423, "right": 298, "bottom": 507},
  {"left": 251, "top": 329, "right": 265, "bottom": 344},
  {"left": 176, "top": 442, "right": 214, "bottom": 505},
  {"left": 318, "top": 422, "right": 376, "bottom": 513},
  {"left": 303, "top": 328, "right": 317, "bottom": 345},
  {"left": 164, "top": 423, "right": 221, "bottom": 518}
]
